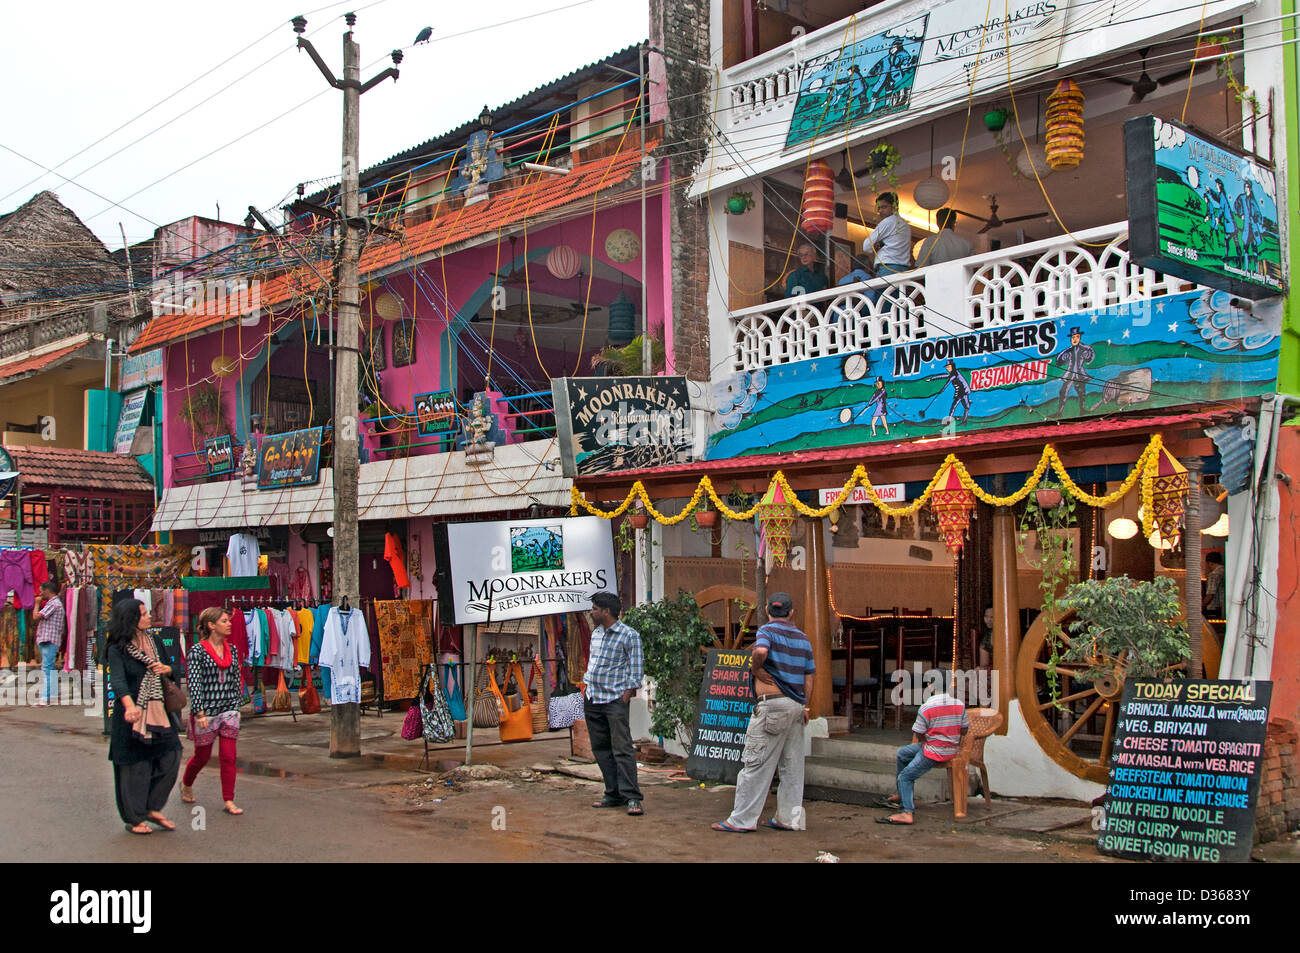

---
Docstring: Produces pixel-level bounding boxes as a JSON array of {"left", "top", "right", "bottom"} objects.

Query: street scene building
[{"left": 0, "top": 0, "right": 1297, "bottom": 872}]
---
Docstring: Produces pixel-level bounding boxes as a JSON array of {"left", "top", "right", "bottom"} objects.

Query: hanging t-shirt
[
  {"left": 384, "top": 533, "right": 410, "bottom": 589},
  {"left": 296, "top": 608, "right": 315, "bottom": 664},
  {"left": 319, "top": 606, "right": 371, "bottom": 705},
  {"left": 227, "top": 533, "right": 261, "bottom": 577}
]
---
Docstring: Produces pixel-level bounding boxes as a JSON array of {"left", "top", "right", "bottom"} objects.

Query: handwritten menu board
[
  {"left": 686, "top": 649, "right": 755, "bottom": 784},
  {"left": 1099, "top": 679, "right": 1271, "bottom": 863}
]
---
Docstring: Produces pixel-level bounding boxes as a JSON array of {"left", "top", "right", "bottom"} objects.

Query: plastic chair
[{"left": 946, "top": 707, "right": 1004, "bottom": 818}]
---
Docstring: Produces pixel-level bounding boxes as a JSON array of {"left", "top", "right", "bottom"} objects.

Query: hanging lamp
[
  {"left": 1149, "top": 447, "right": 1189, "bottom": 539},
  {"left": 757, "top": 482, "right": 798, "bottom": 566},
  {"left": 1045, "top": 79, "right": 1085, "bottom": 170},
  {"left": 930, "top": 461, "right": 976, "bottom": 555},
  {"left": 800, "top": 159, "right": 835, "bottom": 235},
  {"left": 913, "top": 126, "right": 950, "bottom": 210}
]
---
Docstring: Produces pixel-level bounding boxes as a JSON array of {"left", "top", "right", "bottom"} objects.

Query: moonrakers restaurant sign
[{"left": 553, "top": 376, "right": 693, "bottom": 478}]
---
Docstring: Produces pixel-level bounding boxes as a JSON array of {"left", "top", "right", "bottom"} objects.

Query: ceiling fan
[
  {"left": 1099, "top": 47, "right": 1194, "bottom": 104},
  {"left": 951, "top": 195, "right": 1049, "bottom": 234},
  {"left": 835, "top": 150, "right": 883, "bottom": 188}
]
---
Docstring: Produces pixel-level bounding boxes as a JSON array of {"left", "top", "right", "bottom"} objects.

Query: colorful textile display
[
  {"left": 87, "top": 545, "right": 191, "bottom": 634},
  {"left": 373, "top": 600, "right": 434, "bottom": 701}
]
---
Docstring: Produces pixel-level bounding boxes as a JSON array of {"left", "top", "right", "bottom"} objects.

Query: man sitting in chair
[{"left": 878, "top": 690, "right": 968, "bottom": 826}]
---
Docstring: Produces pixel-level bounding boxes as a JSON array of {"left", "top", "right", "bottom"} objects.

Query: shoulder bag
[
  {"left": 156, "top": 635, "right": 187, "bottom": 713},
  {"left": 400, "top": 700, "right": 423, "bottom": 740},
  {"left": 528, "top": 655, "right": 548, "bottom": 733},
  {"left": 298, "top": 663, "right": 321, "bottom": 715},
  {"left": 490, "top": 661, "right": 533, "bottom": 742},
  {"left": 443, "top": 660, "right": 467, "bottom": 723},
  {"left": 419, "top": 666, "right": 455, "bottom": 743}
]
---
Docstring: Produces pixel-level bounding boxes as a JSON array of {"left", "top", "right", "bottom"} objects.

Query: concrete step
[
  {"left": 810, "top": 736, "right": 903, "bottom": 763},
  {"left": 803, "top": 755, "right": 951, "bottom": 807}
]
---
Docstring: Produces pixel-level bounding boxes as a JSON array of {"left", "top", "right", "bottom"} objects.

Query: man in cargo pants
[{"left": 712, "top": 593, "right": 816, "bottom": 833}]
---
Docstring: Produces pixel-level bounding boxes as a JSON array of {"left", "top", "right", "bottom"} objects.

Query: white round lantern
[
  {"left": 1016, "top": 146, "right": 1054, "bottom": 179},
  {"left": 546, "top": 245, "right": 581, "bottom": 280},
  {"left": 912, "top": 176, "right": 950, "bottom": 210},
  {"left": 1106, "top": 517, "right": 1138, "bottom": 540}
]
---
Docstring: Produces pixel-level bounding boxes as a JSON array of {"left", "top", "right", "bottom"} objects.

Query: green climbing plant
[
  {"left": 623, "top": 591, "right": 717, "bottom": 742},
  {"left": 1017, "top": 478, "right": 1077, "bottom": 708},
  {"left": 1059, "top": 576, "right": 1189, "bottom": 682}
]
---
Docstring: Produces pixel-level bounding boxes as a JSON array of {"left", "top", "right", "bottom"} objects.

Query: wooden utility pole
[{"left": 293, "top": 13, "right": 400, "bottom": 757}]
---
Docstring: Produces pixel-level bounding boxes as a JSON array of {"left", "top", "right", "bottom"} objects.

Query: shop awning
[
  {"left": 575, "top": 409, "right": 1241, "bottom": 497},
  {"left": 0, "top": 338, "right": 94, "bottom": 386},
  {"left": 151, "top": 439, "right": 572, "bottom": 532}
]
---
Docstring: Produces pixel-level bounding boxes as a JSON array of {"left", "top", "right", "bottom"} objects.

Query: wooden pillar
[
  {"left": 802, "top": 516, "right": 833, "bottom": 718},
  {"left": 1183, "top": 457, "right": 1204, "bottom": 676},
  {"left": 991, "top": 507, "right": 1021, "bottom": 733}
]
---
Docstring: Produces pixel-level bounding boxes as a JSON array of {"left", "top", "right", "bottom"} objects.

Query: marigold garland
[{"left": 570, "top": 434, "right": 1168, "bottom": 526}]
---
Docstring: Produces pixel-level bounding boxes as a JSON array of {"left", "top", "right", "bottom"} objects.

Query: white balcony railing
[{"left": 726, "top": 224, "right": 1195, "bottom": 373}]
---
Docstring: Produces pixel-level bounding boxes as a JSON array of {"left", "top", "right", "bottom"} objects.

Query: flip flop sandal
[
  {"left": 223, "top": 805, "right": 245, "bottom": 815},
  {"left": 711, "top": 821, "right": 755, "bottom": 833},
  {"left": 874, "top": 796, "right": 902, "bottom": 809},
  {"left": 125, "top": 823, "right": 152, "bottom": 835},
  {"left": 876, "top": 815, "right": 914, "bottom": 825},
  {"left": 147, "top": 816, "right": 176, "bottom": 831},
  {"left": 180, "top": 788, "right": 196, "bottom": 804},
  {"left": 764, "top": 819, "right": 795, "bottom": 831}
]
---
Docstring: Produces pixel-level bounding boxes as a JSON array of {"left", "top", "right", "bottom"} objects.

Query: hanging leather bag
[
  {"left": 298, "top": 663, "right": 321, "bottom": 715},
  {"left": 490, "top": 661, "right": 533, "bottom": 742}
]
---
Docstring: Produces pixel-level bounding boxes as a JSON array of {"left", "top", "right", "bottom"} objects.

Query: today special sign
[{"left": 432, "top": 516, "right": 617, "bottom": 625}]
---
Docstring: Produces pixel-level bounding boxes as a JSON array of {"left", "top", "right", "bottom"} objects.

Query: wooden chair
[{"left": 946, "top": 707, "right": 1004, "bottom": 818}]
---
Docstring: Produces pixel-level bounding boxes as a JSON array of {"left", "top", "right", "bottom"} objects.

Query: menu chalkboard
[
  {"left": 1099, "top": 678, "right": 1271, "bottom": 863},
  {"left": 686, "top": 648, "right": 756, "bottom": 784}
]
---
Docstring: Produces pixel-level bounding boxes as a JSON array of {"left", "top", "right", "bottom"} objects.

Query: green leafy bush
[
  {"left": 1061, "top": 575, "right": 1189, "bottom": 682},
  {"left": 623, "top": 591, "right": 716, "bottom": 742}
]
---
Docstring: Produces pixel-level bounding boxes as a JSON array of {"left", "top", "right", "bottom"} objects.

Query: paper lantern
[
  {"left": 607, "top": 290, "right": 635, "bottom": 346},
  {"left": 800, "top": 159, "right": 835, "bottom": 235},
  {"left": 1150, "top": 447, "right": 1189, "bottom": 539},
  {"left": 1106, "top": 517, "right": 1139, "bottom": 540},
  {"left": 211, "top": 355, "right": 239, "bottom": 378},
  {"left": 913, "top": 175, "right": 950, "bottom": 210},
  {"left": 1016, "top": 146, "right": 1054, "bottom": 179},
  {"left": 546, "top": 245, "right": 581, "bottom": 280},
  {"left": 1045, "top": 79, "right": 1085, "bottom": 170},
  {"left": 757, "top": 482, "right": 798, "bottom": 567},
  {"left": 373, "top": 292, "right": 403, "bottom": 321},
  {"left": 930, "top": 462, "right": 975, "bottom": 555},
  {"left": 1203, "top": 513, "right": 1230, "bottom": 537}
]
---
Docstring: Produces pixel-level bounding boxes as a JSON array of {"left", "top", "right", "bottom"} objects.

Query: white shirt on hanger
[
  {"left": 227, "top": 533, "right": 260, "bottom": 577},
  {"left": 318, "top": 606, "right": 370, "bottom": 705}
]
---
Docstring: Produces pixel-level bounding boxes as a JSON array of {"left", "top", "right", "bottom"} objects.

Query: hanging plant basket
[
  {"left": 1035, "top": 487, "right": 1063, "bottom": 510},
  {"left": 869, "top": 142, "right": 901, "bottom": 172},
  {"left": 695, "top": 509, "right": 718, "bottom": 528},
  {"left": 630, "top": 513, "right": 650, "bottom": 530},
  {"left": 726, "top": 191, "right": 755, "bottom": 215},
  {"left": 984, "top": 107, "right": 1010, "bottom": 132}
]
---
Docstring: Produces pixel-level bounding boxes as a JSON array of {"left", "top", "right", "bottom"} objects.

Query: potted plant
[
  {"left": 694, "top": 503, "right": 718, "bottom": 529},
  {"left": 726, "top": 191, "right": 755, "bottom": 215},
  {"left": 630, "top": 504, "right": 650, "bottom": 530},
  {"left": 179, "top": 384, "right": 226, "bottom": 440},
  {"left": 622, "top": 591, "right": 718, "bottom": 743},
  {"left": 1035, "top": 485, "right": 1063, "bottom": 510},
  {"left": 1018, "top": 480, "right": 1076, "bottom": 707},
  {"left": 983, "top": 105, "right": 1011, "bottom": 132},
  {"left": 1060, "top": 575, "right": 1190, "bottom": 686},
  {"left": 869, "top": 142, "right": 900, "bottom": 171}
]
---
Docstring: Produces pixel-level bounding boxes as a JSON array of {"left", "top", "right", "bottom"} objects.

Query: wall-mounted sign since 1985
[
  {"left": 432, "top": 516, "right": 617, "bottom": 626},
  {"left": 553, "top": 376, "right": 694, "bottom": 478},
  {"left": 1125, "top": 115, "right": 1284, "bottom": 299}
]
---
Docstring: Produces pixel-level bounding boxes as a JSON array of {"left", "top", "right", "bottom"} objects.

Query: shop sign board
[
  {"left": 706, "top": 289, "right": 1281, "bottom": 461},
  {"left": 1125, "top": 115, "right": 1283, "bottom": 299},
  {"left": 432, "top": 516, "right": 616, "bottom": 625},
  {"left": 113, "top": 389, "right": 148, "bottom": 455},
  {"left": 685, "top": 648, "right": 756, "bottom": 784},
  {"left": 204, "top": 435, "right": 235, "bottom": 475},
  {"left": 1098, "top": 679, "right": 1270, "bottom": 863},
  {"left": 413, "top": 390, "right": 458, "bottom": 436},
  {"left": 256, "top": 426, "right": 322, "bottom": 490},
  {"left": 553, "top": 376, "right": 693, "bottom": 478},
  {"left": 819, "top": 483, "right": 905, "bottom": 506},
  {"left": 118, "top": 348, "right": 163, "bottom": 391}
]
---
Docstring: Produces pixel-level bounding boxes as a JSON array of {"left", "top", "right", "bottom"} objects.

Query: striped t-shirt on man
[
  {"left": 913, "top": 693, "right": 970, "bottom": 762},
  {"left": 754, "top": 620, "right": 815, "bottom": 705}
]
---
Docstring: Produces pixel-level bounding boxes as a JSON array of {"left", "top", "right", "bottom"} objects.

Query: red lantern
[
  {"left": 800, "top": 159, "right": 835, "bottom": 235},
  {"left": 930, "top": 462, "right": 975, "bottom": 555}
]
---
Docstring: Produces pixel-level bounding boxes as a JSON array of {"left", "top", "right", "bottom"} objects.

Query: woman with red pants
[{"left": 181, "top": 607, "right": 245, "bottom": 815}]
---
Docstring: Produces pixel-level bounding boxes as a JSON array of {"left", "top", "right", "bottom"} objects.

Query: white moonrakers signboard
[
  {"left": 912, "top": 0, "right": 1067, "bottom": 99},
  {"left": 432, "top": 516, "right": 617, "bottom": 625}
]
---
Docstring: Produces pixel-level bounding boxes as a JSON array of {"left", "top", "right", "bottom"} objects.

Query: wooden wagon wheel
[
  {"left": 1016, "top": 612, "right": 1226, "bottom": 785},
  {"left": 694, "top": 584, "right": 758, "bottom": 650}
]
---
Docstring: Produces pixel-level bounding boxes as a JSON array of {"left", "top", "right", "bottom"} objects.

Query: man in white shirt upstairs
[
  {"left": 914, "top": 208, "right": 973, "bottom": 267},
  {"left": 863, "top": 192, "right": 911, "bottom": 303}
]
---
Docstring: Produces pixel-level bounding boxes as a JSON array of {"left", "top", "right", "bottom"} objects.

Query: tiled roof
[
  {"left": 6, "top": 444, "right": 155, "bottom": 493},
  {"left": 130, "top": 141, "right": 653, "bottom": 354},
  {"left": 0, "top": 340, "right": 92, "bottom": 384},
  {"left": 577, "top": 410, "right": 1238, "bottom": 487}
]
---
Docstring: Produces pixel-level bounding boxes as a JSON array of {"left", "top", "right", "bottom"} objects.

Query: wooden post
[
  {"left": 1183, "top": 458, "right": 1204, "bottom": 676},
  {"left": 991, "top": 507, "right": 1020, "bottom": 733},
  {"left": 802, "top": 516, "right": 833, "bottom": 718}
]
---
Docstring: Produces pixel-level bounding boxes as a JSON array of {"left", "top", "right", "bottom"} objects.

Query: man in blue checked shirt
[{"left": 583, "top": 591, "right": 645, "bottom": 816}]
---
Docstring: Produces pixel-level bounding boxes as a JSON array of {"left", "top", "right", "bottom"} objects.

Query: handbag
[
  {"left": 419, "top": 667, "right": 455, "bottom": 743},
  {"left": 528, "top": 655, "right": 548, "bottom": 733},
  {"left": 473, "top": 657, "right": 501, "bottom": 728},
  {"left": 161, "top": 674, "right": 187, "bottom": 713},
  {"left": 443, "top": 661, "right": 467, "bottom": 722},
  {"left": 270, "top": 671, "right": 292, "bottom": 712},
  {"left": 400, "top": 701, "right": 423, "bottom": 740},
  {"left": 490, "top": 661, "right": 533, "bottom": 742},
  {"left": 298, "top": 663, "right": 321, "bottom": 715},
  {"left": 548, "top": 691, "right": 584, "bottom": 730}
]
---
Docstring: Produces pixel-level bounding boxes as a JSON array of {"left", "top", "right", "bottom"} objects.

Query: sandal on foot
[
  {"left": 223, "top": 804, "right": 244, "bottom": 815},
  {"left": 711, "top": 821, "right": 755, "bottom": 833},
  {"left": 874, "top": 796, "right": 902, "bottom": 809},
  {"left": 876, "top": 814, "right": 914, "bottom": 825},
  {"left": 180, "top": 786, "right": 195, "bottom": 804},
  {"left": 146, "top": 813, "right": 176, "bottom": 831},
  {"left": 764, "top": 818, "right": 795, "bottom": 831},
  {"left": 125, "top": 823, "right": 152, "bottom": 835}
]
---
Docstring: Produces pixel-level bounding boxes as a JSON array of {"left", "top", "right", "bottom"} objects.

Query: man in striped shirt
[
  {"left": 584, "top": 591, "right": 645, "bottom": 816},
  {"left": 879, "top": 691, "right": 969, "bottom": 825},
  {"left": 713, "top": 592, "right": 815, "bottom": 833}
]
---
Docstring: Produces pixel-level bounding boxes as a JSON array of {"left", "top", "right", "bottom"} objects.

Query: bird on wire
[{"left": 414, "top": 26, "right": 433, "bottom": 45}]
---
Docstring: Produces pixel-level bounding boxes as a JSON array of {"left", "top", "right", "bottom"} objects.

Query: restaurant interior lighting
[
  {"left": 1202, "top": 512, "right": 1230, "bottom": 536},
  {"left": 1148, "top": 528, "right": 1179, "bottom": 550},
  {"left": 913, "top": 175, "right": 950, "bottom": 210},
  {"left": 1107, "top": 517, "right": 1138, "bottom": 540}
]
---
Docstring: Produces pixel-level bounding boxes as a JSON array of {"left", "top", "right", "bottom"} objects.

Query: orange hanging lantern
[
  {"left": 1151, "top": 447, "right": 1189, "bottom": 540},
  {"left": 930, "top": 462, "right": 976, "bottom": 555},
  {"left": 800, "top": 159, "right": 835, "bottom": 235},
  {"left": 1045, "top": 79, "right": 1085, "bottom": 170},
  {"left": 757, "top": 482, "right": 798, "bottom": 566}
]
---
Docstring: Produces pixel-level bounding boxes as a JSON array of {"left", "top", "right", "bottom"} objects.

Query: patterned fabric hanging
[
  {"left": 930, "top": 462, "right": 976, "bottom": 555},
  {"left": 799, "top": 159, "right": 835, "bottom": 235},
  {"left": 757, "top": 482, "right": 798, "bottom": 566},
  {"left": 1045, "top": 79, "right": 1085, "bottom": 170},
  {"left": 1150, "top": 447, "right": 1189, "bottom": 540}
]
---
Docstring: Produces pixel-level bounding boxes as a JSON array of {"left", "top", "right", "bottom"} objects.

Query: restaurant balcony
[{"left": 725, "top": 223, "right": 1197, "bottom": 374}]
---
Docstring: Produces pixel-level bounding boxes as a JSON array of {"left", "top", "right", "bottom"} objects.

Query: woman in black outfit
[{"left": 105, "top": 598, "right": 181, "bottom": 834}]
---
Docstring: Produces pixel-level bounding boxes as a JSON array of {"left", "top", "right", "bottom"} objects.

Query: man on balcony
[
  {"left": 913, "top": 208, "right": 972, "bottom": 267},
  {"left": 784, "top": 243, "right": 829, "bottom": 297},
  {"left": 862, "top": 192, "right": 911, "bottom": 304}
]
